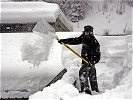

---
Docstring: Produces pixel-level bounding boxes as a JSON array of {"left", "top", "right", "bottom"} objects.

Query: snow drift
[
  {"left": 29, "top": 32, "right": 132, "bottom": 99},
  {"left": 1, "top": 0, "right": 132, "bottom": 99},
  {"left": 1, "top": 33, "right": 63, "bottom": 98}
]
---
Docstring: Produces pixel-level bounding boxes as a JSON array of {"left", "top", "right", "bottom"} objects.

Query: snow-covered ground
[
  {"left": 29, "top": 32, "right": 132, "bottom": 99},
  {"left": 1, "top": 33, "right": 64, "bottom": 98},
  {"left": 29, "top": 2, "right": 132, "bottom": 99},
  {"left": 0, "top": 0, "right": 132, "bottom": 99},
  {"left": 1, "top": 32, "right": 132, "bottom": 99}
]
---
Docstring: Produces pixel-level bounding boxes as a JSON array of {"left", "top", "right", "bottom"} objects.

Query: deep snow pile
[
  {"left": 29, "top": 32, "right": 132, "bottom": 99},
  {"left": 21, "top": 32, "right": 54, "bottom": 66},
  {"left": 1, "top": 33, "right": 63, "bottom": 98},
  {"left": 29, "top": 2, "right": 132, "bottom": 99},
  {"left": 1, "top": 0, "right": 132, "bottom": 99}
]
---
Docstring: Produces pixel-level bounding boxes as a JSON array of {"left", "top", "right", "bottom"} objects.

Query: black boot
[
  {"left": 84, "top": 87, "right": 92, "bottom": 95},
  {"left": 90, "top": 80, "right": 99, "bottom": 93}
]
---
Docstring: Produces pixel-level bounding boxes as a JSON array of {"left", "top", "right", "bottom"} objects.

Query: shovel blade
[
  {"left": 33, "top": 19, "right": 55, "bottom": 34},
  {"left": 21, "top": 19, "right": 56, "bottom": 66}
]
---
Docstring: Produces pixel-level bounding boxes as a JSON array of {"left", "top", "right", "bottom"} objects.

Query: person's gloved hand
[{"left": 58, "top": 39, "right": 63, "bottom": 44}]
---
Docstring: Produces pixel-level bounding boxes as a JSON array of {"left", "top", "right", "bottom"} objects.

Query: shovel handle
[{"left": 56, "top": 38, "right": 92, "bottom": 66}]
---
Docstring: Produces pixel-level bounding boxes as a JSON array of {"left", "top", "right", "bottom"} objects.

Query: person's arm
[
  {"left": 91, "top": 47, "right": 101, "bottom": 65},
  {"left": 58, "top": 34, "right": 83, "bottom": 45},
  {"left": 91, "top": 38, "right": 101, "bottom": 65}
]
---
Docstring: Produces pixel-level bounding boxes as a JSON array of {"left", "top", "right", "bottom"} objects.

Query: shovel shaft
[
  {"left": 56, "top": 38, "right": 92, "bottom": 66},
  {"left": 61, "top": 42, "right": 92, "bottom": 66}
]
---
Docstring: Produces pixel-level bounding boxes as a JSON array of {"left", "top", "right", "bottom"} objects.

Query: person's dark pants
[{"left": 79, "top": 63, "right": 99, "bottom": 94}]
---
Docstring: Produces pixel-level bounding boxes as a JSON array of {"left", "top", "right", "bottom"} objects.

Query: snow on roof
[
  {"left": 1, "top": 2, "right": 73, "bottom": 31},
  {"left": 1, "top": 2, "right": 60, "bottom": 23}
]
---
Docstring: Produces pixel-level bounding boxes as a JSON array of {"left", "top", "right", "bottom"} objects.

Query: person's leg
[
  {"left": 79, "top": 64, "right": 92, "bottom": 94},
  {"left": 88, "top": 65, "right": 99, "bottom": 92},
  {"left": 79, "top": 65, "right": 86, "bottom": 92}
]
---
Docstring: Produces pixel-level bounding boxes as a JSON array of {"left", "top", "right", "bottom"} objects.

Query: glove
[{"left": 58, "top": 39, "right": 63, "bottom": 44}]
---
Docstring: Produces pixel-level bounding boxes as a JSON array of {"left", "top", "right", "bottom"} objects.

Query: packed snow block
[
  {"left": 21, "top": 32, "right": 54, "bottom": 66},
  {"left": 0, "top": 2, "right": 73, "bottom": 32}
]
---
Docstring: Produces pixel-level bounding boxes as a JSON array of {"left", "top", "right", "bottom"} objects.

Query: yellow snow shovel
[
  {"left": 56, "top": 38, "right": 92, "bottom": 65},
  {"left": 32, "top": 19, "right": 94, "bottom": 87}
]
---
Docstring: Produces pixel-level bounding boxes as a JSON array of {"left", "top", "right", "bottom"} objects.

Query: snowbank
[
  {"left": 1, "top": 1, "right": 132, "bottom": 99},
  {"left": 1, "top": 33, "right": 63, "bottom": 98},
  {"left": 29, "top": 80, "right": 79, "bottom": 99},
  {"left": 29, "top": 32, "right": 132, "bottom": 99}
]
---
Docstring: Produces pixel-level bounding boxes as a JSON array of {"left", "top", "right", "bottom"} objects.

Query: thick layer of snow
[
  {"left": 1, "top": 32, "right": 132, "bottom": 99},
  {"left": 1, "top": 33, "right": 64, "bottom": 98},
  {"left": 30, "top": 32, "right": 132, "bottom": 99},
  {"left": 1, "top": 1, "right": 132, "bottom": 99},
  {"left": 1, "top": 2, "right": 60, "bottom": 23},
  {"left": 21, "top": 32, "right": 54, "bottom": 66}
]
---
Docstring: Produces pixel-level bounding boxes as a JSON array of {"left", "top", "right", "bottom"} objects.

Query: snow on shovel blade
[{"left": 21, "top": 19, "right": 55, "bottom": 66}]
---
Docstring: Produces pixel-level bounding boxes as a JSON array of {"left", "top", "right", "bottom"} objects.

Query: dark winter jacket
[{"left": 59, "top": 32, "right": 101, "bottom": 65}]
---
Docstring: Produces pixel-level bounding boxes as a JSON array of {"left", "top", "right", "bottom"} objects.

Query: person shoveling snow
[
  {"left": 58, "top": 25, "right": 101, "bottom": 94},
  {"left": 31, "top": 19, "right": 101, "bottom": 95}
]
